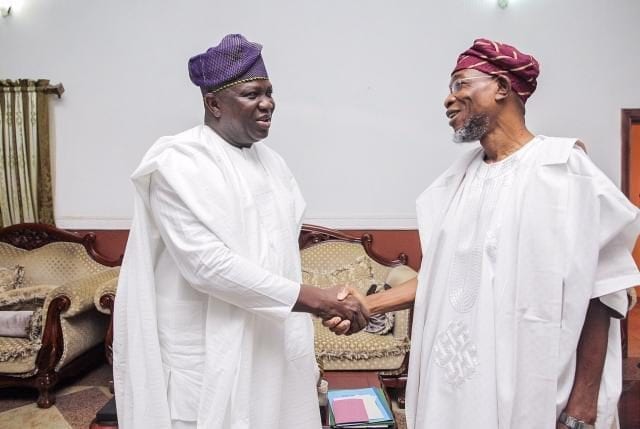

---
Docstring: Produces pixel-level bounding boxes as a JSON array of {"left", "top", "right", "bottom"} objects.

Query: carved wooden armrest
[
  {"left": 94, "top": 277, "right": 118, "bottom": 315},
  {"left": 43, "top": 269, "right": 119, "bottom": 319}
]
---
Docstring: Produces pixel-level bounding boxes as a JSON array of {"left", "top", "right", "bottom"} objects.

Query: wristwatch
[{"left": 558, "top": 411, "right": 595, "bottom": 429}]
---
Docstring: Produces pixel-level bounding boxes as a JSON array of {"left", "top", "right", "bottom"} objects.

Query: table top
[
  {"left": 320, "top": 371, "right": 394, "bottom": 429},
  {"left": 324, "top": 371, "right": 383, "bottom": 390}
]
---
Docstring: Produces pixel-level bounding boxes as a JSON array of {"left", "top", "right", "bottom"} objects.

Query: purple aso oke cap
[{"left": 188, "top": 34, "right": 269, "bottom": 95}]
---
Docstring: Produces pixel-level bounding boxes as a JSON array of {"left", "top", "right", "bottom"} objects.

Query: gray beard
[{"left": 453, "top": 114, "right": 490, "bottom": 143}]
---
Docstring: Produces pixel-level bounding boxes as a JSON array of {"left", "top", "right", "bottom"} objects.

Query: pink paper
[{"left": 332, "top": 398, "right": 369, "bottom": 424}]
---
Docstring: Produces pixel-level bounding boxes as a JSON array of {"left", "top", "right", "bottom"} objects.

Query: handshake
[{"left": 295, "top": 285, "right": 369, "bottom": 335}]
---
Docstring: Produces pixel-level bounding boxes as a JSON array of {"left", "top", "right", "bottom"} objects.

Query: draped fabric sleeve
[
  {"left": 148, "top": 171, "right": 301, "bottom": 321},
  {"left": 569, "top": 147, "right": 640, "bottom": 317},
  {"left": 595, "top": 235, "right": 639, "bottom": 318}
]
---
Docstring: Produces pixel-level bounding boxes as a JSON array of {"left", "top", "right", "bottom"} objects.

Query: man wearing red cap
[
  {"left": 114, "top": 34, "right": 368, "bottom": 429},
  {"left": 328, "top": 38, "right": 639, "bottom": 429}
]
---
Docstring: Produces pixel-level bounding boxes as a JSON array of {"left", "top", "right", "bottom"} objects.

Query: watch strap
[{"left": 558, "top": 411, "right": 595, "bottom": 429}]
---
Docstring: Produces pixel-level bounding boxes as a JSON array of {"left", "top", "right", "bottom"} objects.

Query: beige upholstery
[
  {"left": 301, "top": 241, "right": 415, "bottom": 374},
  {"left": 0, "top": 242, "right": 118, "bottom": 375}
]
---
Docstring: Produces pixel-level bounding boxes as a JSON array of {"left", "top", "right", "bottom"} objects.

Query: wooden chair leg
[
  {"left": 380, "top": 374, "right": 408, "bottom": 409},
  {"left": 397, "top": 389, "right": 406, "bottom": 409},
  {"left": 36, "top": 371, "right": 57, "bottom": 408}
]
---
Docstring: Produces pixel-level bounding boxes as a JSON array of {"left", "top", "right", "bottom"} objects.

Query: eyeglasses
[{"left": 448, "top": 76, "right": 495, "bottom": 94}]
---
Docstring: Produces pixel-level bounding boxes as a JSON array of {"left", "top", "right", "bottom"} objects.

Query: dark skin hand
[
  {"left": 293, "top": 285, "right": 370, "bottom": 333},
  {"left": 557, "top": 298, "right": 614, "bottom": 427},
  {"left": 323, "top": 277, "right": 418, "bottom": 335}
]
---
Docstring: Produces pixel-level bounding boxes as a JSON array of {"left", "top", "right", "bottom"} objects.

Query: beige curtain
[{"left": 0, "top": 79, "right": 55, "bottom": 227}]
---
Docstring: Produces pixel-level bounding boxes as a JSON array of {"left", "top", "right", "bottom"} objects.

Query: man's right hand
[
  {"left": 293, "top": 285, "right": 370, "bottom": 334},
  {"left": 322, "top": 286, "right": 368, "bottom": 335},
  {"left": 325, "top": 277, "right": 418, "bottom": 335}
]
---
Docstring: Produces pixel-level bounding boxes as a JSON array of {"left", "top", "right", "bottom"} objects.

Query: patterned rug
[{"left": 0, "top": 364, "right": 112, "bottom": 429}]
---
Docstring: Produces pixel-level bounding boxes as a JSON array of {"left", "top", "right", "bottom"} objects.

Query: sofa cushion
[
  {"left": 0, "top": 265, "right": 25, "bottom": 293},
  {"left": 313, "top": 319, "right": 410, "bottom": 370},
  {"left": 0, "top": 336, "right": 39, "bottom": 370}
]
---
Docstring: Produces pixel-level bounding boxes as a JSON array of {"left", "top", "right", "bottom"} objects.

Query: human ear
[
  {"left": 494, "top": 75, "right": 511, "bottom": 101},
  {"left": 204, "top": 93, "right": 222, "bottom": 118}
]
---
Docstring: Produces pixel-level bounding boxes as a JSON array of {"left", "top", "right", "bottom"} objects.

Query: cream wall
[{"left": 1, "top": 0, "right": 639, "bottom": 229}]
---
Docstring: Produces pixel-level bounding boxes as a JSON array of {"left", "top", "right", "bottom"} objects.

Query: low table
[
  {"left": 321, "top": 371, "right": 395, "bottom": 428},
  {"left": 324, "top": 371, "right": 383, "bottom": 390}
]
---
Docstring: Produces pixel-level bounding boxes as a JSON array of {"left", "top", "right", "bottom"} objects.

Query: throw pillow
[
  {"left": 0, "top": 310, "right": 33, "bottom": 338},
  {"left": 385, "top": 264, "right": 418, "bottom": 288},
  {"left": 0, "top": 265, "right": 25, "bottom": 293}
]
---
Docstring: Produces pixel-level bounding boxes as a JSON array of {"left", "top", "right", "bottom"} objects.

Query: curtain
[{"left": 0, "top": 79, "right": 55, "bottom": 227}]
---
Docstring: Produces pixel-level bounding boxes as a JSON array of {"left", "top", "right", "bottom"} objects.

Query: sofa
[
  {"left": 300, "top": 224, "right": 416, "bottom": 406},
  {"left": 0, "top": 223, "right": 121, "bottom": 407}
]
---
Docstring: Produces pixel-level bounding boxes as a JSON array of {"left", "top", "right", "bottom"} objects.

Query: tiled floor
[{"left": 0, "top": 364, "right": 113, "bottom": 429}]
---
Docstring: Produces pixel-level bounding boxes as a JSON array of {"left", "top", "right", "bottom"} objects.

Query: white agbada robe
[
  {"left": 407, "top": 136, "right": 640, "bottom": 429},
  {"left": 113, "top": 125, "right": 321, "bottom": 429}
]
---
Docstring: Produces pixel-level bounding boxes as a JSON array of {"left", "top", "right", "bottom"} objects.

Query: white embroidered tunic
[
  {"left": 407, "top": 137, "right": 640, "bottom": 429},
  {"left": 114, "top": 125, "right": 321, "bottom": 429}
]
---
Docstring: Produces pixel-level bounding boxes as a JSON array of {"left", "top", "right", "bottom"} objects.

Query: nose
[
  {"left": 444, "top": 93, "right": 456, "bottom": 109},
  {"left": 259, "top": 96, "right": 275, "bottom": 112}
]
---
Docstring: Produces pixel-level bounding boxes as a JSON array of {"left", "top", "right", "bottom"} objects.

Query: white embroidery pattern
[
  {"left": 434, "top": 321, "right": 478, "bottom": 387},
  {"left": 448, "top": 248, "right": 483, "bottom": 312}
]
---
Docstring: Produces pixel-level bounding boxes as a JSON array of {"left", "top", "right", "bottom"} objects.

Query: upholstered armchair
[
  {"left": 299, "top": 225, "right": 417, "bottom": 406},
  {"left": 0, "top": 223, "right": 121, "bottom": 407}
]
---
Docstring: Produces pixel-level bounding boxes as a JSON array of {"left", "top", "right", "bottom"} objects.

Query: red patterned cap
[{"left": 452, "top": 38, "right": 539, "bottom": 103}]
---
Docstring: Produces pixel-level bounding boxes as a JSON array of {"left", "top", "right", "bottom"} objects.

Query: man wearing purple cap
[
  {"left": 327, "top": 39, "right": 639, "bottom": 429},
  {"left": 113, "top": 34, "right": 368, "bottom": 429}
]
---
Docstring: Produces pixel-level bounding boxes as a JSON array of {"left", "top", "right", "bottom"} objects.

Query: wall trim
[
  {"left": 55, "top": 217, "right": 132, "bottom": 230},
  {"left": 303, "top": 214, "right": 417, "bottom": 229},
  {"left": 55, "top": 215, "right": 418, "bottom": 230}
]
